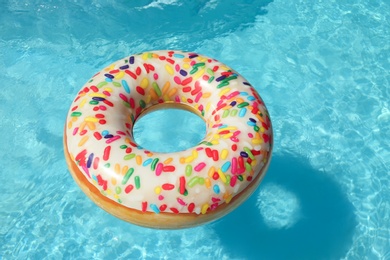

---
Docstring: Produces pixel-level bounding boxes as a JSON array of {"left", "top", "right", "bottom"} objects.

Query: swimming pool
[{"left": 1, "top": 0, "right": 389, "bottom": 259}]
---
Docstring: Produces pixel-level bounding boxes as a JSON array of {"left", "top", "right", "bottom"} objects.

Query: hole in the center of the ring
[{"left": 133, "top": 108, "right": 206, "bottom": 153}]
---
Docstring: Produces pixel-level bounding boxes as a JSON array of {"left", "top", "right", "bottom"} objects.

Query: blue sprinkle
[
  {"left": 213, "top": 185, "right": 220, "bottom": 194},
  {"left": 143, "top": 158, "right": 153, "bottom": 166},
  {"left": 87, "top": 153, "right": 94, "bottom": 168},
  {"left": 119, "top": 65, "right": 129, "bottom": 70},
  {"left": 216, "top": 75, "right": 227, "bottom": 82},
  {"left": 105, "top": 77, "right": 112, "bottom": 83},
  {"left": 179, "top": 69, "right": 187, "bottom": 76},
  {"left": 240, "top": 91, "right": 249, "bottom": 96},
  {"left": 150, "top": 204, "right": 160, "bottom": 214},
  {"left": 102, "top": 130, "right": 109, "bottom": 137},
  {"left": 239, "top": 108, "right": 247, "bottom": 117},
  {"left": 92, "top": 175, "right": 98, "bottom": 182},
  {"left": 247, "top": 96, "right": 256, "bottom": 101},
  {"left": 129, "top": 56, "right": 135, "bottom": 64},
  {"left": 247, "top": 121, "right": 256, "bottom": 126},
  {"left": 240, "top": 152, "right": 249, "bottom": 158},
  {"left": 218, "top": 124, "right": 228, "bottom": 129},
  {"left": 122, "top": 80, "right": 130, "bottom": 93},
  {"left": 221, "top": 161, "right": 231, "bottom": 173},
  {"left": 173, "top": 53, "right": 185, "bottom": 58},
  {"left": 92, "top": 97, "right": 105, "bottom": 101}
]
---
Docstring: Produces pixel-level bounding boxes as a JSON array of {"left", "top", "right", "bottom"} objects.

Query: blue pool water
[{"left": 1, "top": 0, "right": 389, "bottom": 259}]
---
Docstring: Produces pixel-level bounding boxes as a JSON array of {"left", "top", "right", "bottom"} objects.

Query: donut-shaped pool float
[{"left": 64, "top": 50, "right": 273, "bottom": 229}]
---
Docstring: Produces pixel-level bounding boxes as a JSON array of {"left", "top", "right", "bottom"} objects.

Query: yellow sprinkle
[
  {"left": 164, "top": 157, "right": 173, "bottom": 164},
  {"left": 145, "top": 95, "right": 151, "bottom": 104},
  {"left": 205, "top": 178, "right": 211, "bottom": 188},
  {"left": 251, "top": 160, "right": 257, "bottom": 167},
  {"left": 252, "top": 139, "right": 263, "bottom": 144},
  {"left": 218, "top": 169, "right": 227, "bottom": 183},
  {"left": 154, "top": 186, "right": 162, "bottom": 194},
  {"left": 201, "top": 204, "right": 209, "bottom": 214},
  {"left": 87, "top": 122, "right": 96, "bottom": 130},
  {"left": 89, "top": 93, "right": 106, "bottom": 98},
  {"left": 104, "top": 87, "right": 113, "bottom": 92},
  {"left": 181, "top": 96, "right": 187, "bottom": 102},
  {"left": 168, "top": 87, "right": 177, "bottom": 97},
  {"left": 193, "top": 68, "right": 205, "bottom": 80},
  {"left": 211, "top": 140, "right": 219, "bottom": 145},
  {"left": 223, "top": 133, "right": 233, "bottom": 139},
  {"left": 182, "top": 63, "right": 191, "bottom": 69},
  {"left": 78, "top": 136, "right": 89, "bottom": 147},
  {"left": 260, "top": 127, "right": 265, "bottom": 133},
  {"left": 213, "top": 134, "right": 220, "bottom": 140},
  {"left": 221, "top": 149, "right": 229, "bottom": 160},
  {"left": 219, "top": 88, "right": 231, "bottom": 97},
  {"left": 163, "top": 95, "right": 170, "bottom": 101},
  {"left": 180, "top": 157, "right": 186, "bottom": 164},
  {"left": 67, "top": 121, "right": 72, "bottom": 129},
  {"left": 224, "top": 193, "right": 233, "bottom": 204},
  {"left": 79, "top": 98, "right": 87, "bottom": 108},
  {"left": 202, "top": 92, "right": 212, "bottom": 99},
  {"left": 135, "top": 155, "right": 142, "bottom": 165},
  {"left": 114, "top": 163, "right": 120, "bottom": 174},
  {"left": 122, "top": 165, "right": 129, "bottom": 175},
  {"left": 104, "top": 64, "right": 115, "bottom": 71},
  {"left": 84, "top": 117, "right": 98, "bottom": 123},
  {"left": 142, "top": 53, "right": 148, "bottom": 60},
  {"left": 185, "top": 156, "right": 195, "bottom": 163},
  {"left": 114, "top": 194, "right": 119, "bottom": 200},
  {"left": 205, "top": 102, "right": 211, "bottom": 112},
  {"left": 162, "top": 81, "right": 170, "bottom": 94},
  {"left": 140, "top": 78, "right": 149, "bottom": 89},
  {"left": 106, "top": 189, "right": 112, "bottom": 195},
  {"left": 218, "top": 126, "right": 237, "bottom": 132},
  {"left": 165, "top": 65, "right": 174, "bottom": 75},
  {"left": 208, "top": 166, "right": 215, "bottom": 178},
  {"left": 114, "top": 71, "right": 125, "bottom": 79},
  {"left": 220, "top": 65, "right": 230, "bottom": 70},
  {"left": 71, "top": 117, "right": 78, "bottom": 122},
  {"left": 192, "top": 150, "right": 198, "bottom": 158},
  {"left": 222, "top": 105, "right": 232, "bottom": 110},
  {"left": 111, "top": 177, "right": 117, "bottom": 185}
]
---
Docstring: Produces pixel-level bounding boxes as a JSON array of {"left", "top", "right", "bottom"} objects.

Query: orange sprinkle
[
  {"left": 136, "top": 155, "right": 142, "bottom": 165},
  {"left": 78, "top": 136, "right": 89, "bottom": 147}
]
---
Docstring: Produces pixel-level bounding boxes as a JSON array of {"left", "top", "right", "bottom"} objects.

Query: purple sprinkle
[
  {"left": 92, "top": 97, "right": 105, "bottom": 101},
  {"left": 120, "top": 65, "right": 129, "bottom": 70},
  {"left": 189, "top": 54, "right": 198, "bottom": 59},
  {"left": 179, "top": 69, "right": 187, "bottom": 76},
  {"left": 243, "top": 82, "right": 251, "bottom": 86},
  {"left": 104, "top": 73, "right": 114, "bottom": 79},
  {"left": 87, "top": 153, "right": 94, "bottom": 168},
  {"left": 240, "top": 152, "right": 249, "bottom": 158},
  {"left": 104, "top": 134, "right": 114, "bottom": 139},
  {"left": 230, "top": 101, "right": 237, "bottom": 106},
  {"left": 249, "top": 118, "right": 256, "bottom": 123},
  {"left": 129, "top": 56, "right": 135, "bottom": 64},
  {"left": 216, "top": 75, "right": 227, "bottom": 82}
]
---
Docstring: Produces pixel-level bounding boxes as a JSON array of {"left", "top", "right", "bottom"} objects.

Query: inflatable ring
[{"left": 64, "top": 50, "right": 273, "bottom": 229}]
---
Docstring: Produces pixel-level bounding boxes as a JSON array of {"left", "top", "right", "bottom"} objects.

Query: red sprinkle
[
  {"left": 163, "top": 165, "right": 176, "bottom": 172},
  {"left": 125, "top": 184, "right": 134, "bottom": 194},
  {"left": 103, "top": 99, "right": 113, "bottom": 107},
  {"left": 162, "top": 183, "right": 175, "bottom": 190},
  {"left": 170, "top": 207, "right": 179, "bottom": 214},
  {"left": 103, "top": 146, "right": 111, "bottom": 161},
  {"left": 159, "top": 204, "right": 167, "bottom": 211},
  {"left": 93, "top": 157, "right": 99, "bottom": 170},
  {"left": 136, "top": 86, "right": 145, "bottom": 95},
  {"left": 188, "top": 203, "right": 195, "bottom": 213},
  {"left": 179, "top": 176, "right": 186, "bottom": 195},
  {"left": 142, "top": 201, "right": 147, "bottom": 212}
]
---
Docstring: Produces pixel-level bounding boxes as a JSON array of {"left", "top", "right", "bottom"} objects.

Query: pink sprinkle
[
  {"left": 177, "top": 198, "right": 186, "bottom": 206},
  {"left": 195, "top": 92, "right": 202, "bottom": 103},
  {"left": 231, "top": 157, "right": 237, "bottom": 174},
  {"left": 158, "top": 195, "right": 164, "bottom": 200},
  {"left": 153, "top": 73, "right": 158, "bottom": 80},
  {"left": 106, "top": 135, "right": 120, "bottom": 144},
  {"left": 248, "top": 133, "right": 254, "bottom": 138},
  {"left": 233, "top": 130, "right": 241, "bottom": 137},
  {"left": 156, "top": 163, "right": 163, "bottom": 176},
  {"left": 174, "top": 76, "right": 181, "bottom": 84},
  {"left": 230, "top": 175, "right": 237, "bottom": 187},
  {"left": 230, "top": 137, "right": 239, "bottom": 142},
  {"left": 99, "top": 105, "right": 107, "bottom": 111},
  {"left": 175, "top": 64, "right": 180, "bottom": 72},
  {"left": 175, "top": 95, "right": 180, "bottom": 103},
  {"left": 72, "top": 127, "right": 79, "bottom": 136},
  {"left": 194, "top": 162, "right": 206, "bottom": 172},
  {"left": 116, "top": 131, "right": 126, "bottom": 135},
  {"left": 226, "top": 91, "right": 240, "bottom": 99}
]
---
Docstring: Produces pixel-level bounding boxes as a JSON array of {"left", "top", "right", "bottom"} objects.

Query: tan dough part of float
[{"left": 64, "top": 50, "right": 273, "bottom": 229}]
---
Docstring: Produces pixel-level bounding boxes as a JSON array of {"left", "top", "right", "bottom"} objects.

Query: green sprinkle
[
  {"left": 237, "top": 102, "right": 249, "bottom": 108},
  {"left": 222, "top": 110, "right": 230, "bottom": 118},
  {"left": 231, "top": 109, "right": 238, "bottom": 116},
  {"left": 89, "top": 100, "right": 99, "bottom": 105},
  {"left": 115, "top": 187, "right": 122, "bottom": 194},
  {"left": 198, "top": 178, "right": 205, "bottom": 185},
  {"left": 124, "top": 153, "right": 136, "bottom": 160},
  {"left": 254, "top": 125, "right": 260, "bottom": 132},
  {"left": 206, "top": 68, "right": 214, "bottom": 76},
  {"left": 97, "top": 81, "right": 107, "bottom": 88},
  {"left": 135, "top": 176, "right": 140, "bottom": 189},
  {"left": 188, "top": 176, "right": 199, "bottom": 187},
  {"left": 122, "top": 168, "right": 134, "bottom": 184},
  {"left": 139, "top": 99, "right": 146, "bottom": 108},
  {"left": 151, "top": 158, "right": 159, "bottom": 171},
  {"left": 208, "top": 76, "right": 215, "bottom": 83},
  {"left": 152, "top": 82, "right": 162, "bottom": 96},
  {"left": 245, "top": 162, "right": 252, "bottom": 172},
  {"left": 123, "top": 101, "right": 130, "bottom": 108},
  {"left": 190, "top": 67, "right": 198, "bottom": 74},
  {"left": 104, "top": 163, "right": 110, "bottom": 168},
  {"left": 193, "top": 62, "right": 205, "bottom": 68},
  {"left": 224, "top": 75, "right": 237, "bottom": 82},
  {"left": 237, "top": 175, "right": 244, "bottom": 181},
  {"left": 185, "top": 165, "right": 192, "bottom": 176},
  {"left": 113, "top": 81, "right": 121, "bottom": 87},
  {"left": 217, "top": 81, "right": 229, "bottom": 89},
  {"left": 120, "top": 145, "right": 127, "bottom": 149},
  {"left": 244, "top": 147, "right": 255, "bottom": 159},
  {"left": 71, "top": 112, "right": 82, "bottom": 117}
]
